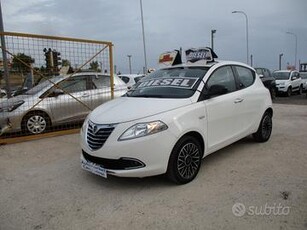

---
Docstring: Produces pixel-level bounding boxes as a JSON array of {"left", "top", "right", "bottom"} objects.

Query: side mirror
[
  {"left": 291, "top": 76, "right": 296, "bottom": 81},
  {"left": 49, "top": 88, "right": 64, "bottom": 97},
  {"left": 207, "top": 84, "right": 228, "bottom": 98},
  {"left": 258, "top": 74, "right": 264, "bottom": 78}
]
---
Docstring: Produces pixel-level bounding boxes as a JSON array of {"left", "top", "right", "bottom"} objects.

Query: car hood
[
  {"left": 0, "top": 94, "right": 32, "bottom": 107},
  {"left": 88, "top": 96, "right": 193, "bottom": 124}
]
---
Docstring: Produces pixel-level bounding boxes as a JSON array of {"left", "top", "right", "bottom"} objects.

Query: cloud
[{"left": 2, "top": 0, "right": 307, "bottom": 72}]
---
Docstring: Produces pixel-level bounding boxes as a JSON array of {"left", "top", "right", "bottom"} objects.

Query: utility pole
[
  {"left": 127, "top": 55, "right": 132, "bottom": 74},
  {"left": 211, "top": 30, "right": 216, "bottom": 51},
  {"left": 250, "top": 54, "right": 253, "bottom": 67},
  {"left": 140, "top": 0, "right": 148, "bottom": 73},
  {"left": 279, "top": 53, "right": 283, "bottom": 70}
]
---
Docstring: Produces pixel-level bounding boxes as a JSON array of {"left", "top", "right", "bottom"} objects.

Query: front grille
[
  {"left": 87, "top": 121, "right": 116, "bottom": 150},
  {"left": 82, "top": 150, "right": 145, "bottom": 170}
]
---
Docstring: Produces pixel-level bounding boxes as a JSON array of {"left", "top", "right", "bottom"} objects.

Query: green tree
[
  {"left": 89, "top": 61, "right": 100, "bottom": 71},
  {"left": 62, "top": 59, "right": 71, "bottom": 67},
  {"left": 11, "top": 53, "right": 35, "bottom": 74}
]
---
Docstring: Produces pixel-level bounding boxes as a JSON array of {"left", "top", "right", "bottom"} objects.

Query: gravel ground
[{"left": 0, "top": 104, "right": 306, "bottom": 230}]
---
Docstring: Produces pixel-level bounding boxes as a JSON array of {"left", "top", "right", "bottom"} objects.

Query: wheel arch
[
  {"left": 265, "top": 107, "right": 273, "bottom": 118},
  {"left": 21, "top": 110, "right": 52, "bottom": 127},
  {"left": 177, "top": 131, "right": 205, "bottom": 158}
]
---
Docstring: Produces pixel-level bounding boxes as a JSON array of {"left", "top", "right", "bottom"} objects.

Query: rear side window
[
  {"left": 235, "top": 66, "right": 255, "bottom": 88},
  {"left": 207, "top": 66, "right": 237, "bottom": 93}
]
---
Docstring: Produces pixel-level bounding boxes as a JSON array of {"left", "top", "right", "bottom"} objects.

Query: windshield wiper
[{"left": 129, "top": 94, "right": 166, "bottom": 98}]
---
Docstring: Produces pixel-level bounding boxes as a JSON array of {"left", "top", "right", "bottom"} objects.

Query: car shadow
[{"left": 80, "top": 135, "right": 258, "bottom": 188}]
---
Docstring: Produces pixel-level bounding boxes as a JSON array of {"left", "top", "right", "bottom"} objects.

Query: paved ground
[
  {"left": 274, "top": 93, "right": 307, "bottom": 105},
  {"left": 0, "top": 104, "right": 307, "bottom": 230}
]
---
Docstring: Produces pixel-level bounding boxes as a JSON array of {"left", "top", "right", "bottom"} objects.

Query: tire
[
  {"left": 253, "top": 112, "right": 272, "bottom": 142},
  {"left": 298, "top": 85, "right": 303, "bottom": 95},
  {"left": 167, "top": 136, "right": 202, "bottom": 184},
  {"left": 270, "top": 87, "right": 276, "bottom": 99},
  {"left": 22, "top": 112, "right": 51, "bottom": 134},
  {"left": 286, "top": 87, "right": 292, "bottom": 97}
]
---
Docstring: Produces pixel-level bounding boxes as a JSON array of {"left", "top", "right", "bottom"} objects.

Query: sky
[{"left": 2, "top": 0, "right": 307, "bottom": 74}]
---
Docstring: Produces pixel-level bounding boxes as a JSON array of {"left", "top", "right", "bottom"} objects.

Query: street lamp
[
  {"left": 127, "top": 55, "right": 132, "bottom": 74},
  {"left": 211, "top": 29, "right": 216, "bottom": 51},
  {"left": 140, "top": 0, "right": 148, "bottom": 73},
  {"left": 279, "top": 53, "right": 283, "bottom": 70},
  {"left": 232, "top": 10, "right": 249, "bottom": 65},
  {"left": 286, "top": 32, "right": 297, "bottom": 70}
]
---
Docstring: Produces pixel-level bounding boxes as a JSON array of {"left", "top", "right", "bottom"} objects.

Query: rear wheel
[
  {"left": 286, "top": 87, "right": 292, "bottom": 97},
  {"left": 167, "top": 136, "right": 202, "bottom": 184},
  {"left": 22, "top": 112, "right": 51, "bottom": 134},
  {"left": 270, "top": 87, "right": 276, "bottom": 99},
  {"left": 253, "top": 112, "right": 272, "bottom": 142}
]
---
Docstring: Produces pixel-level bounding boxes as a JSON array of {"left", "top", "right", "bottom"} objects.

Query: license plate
[{"left": 81, "top": 160, "right": 107, "bottom": 178}]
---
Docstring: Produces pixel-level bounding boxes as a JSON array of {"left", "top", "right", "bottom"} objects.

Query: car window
[
  {"left": 206, "top": 66, "right": 236, "bottom": 93},
  {"left": 134, "top": 76, "right": 144, "bottom": 83},
  {"left": 93, "top": 75, "right": 111, "bottom": 88},
  {"left": 119, "top": 76, "right": 130, "bottom": 84},
  {"left": 58, "top": 76, "right": 88, "bottom": 93},
  {"left": 235, "top": 66, "right": 255, "bottom": 88}
]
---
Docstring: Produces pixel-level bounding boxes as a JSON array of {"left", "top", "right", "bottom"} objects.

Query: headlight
[
  {"left": 0, "top": 100, "right": 24, "bottom": 112},
  {"left": 81, "top": 116, "right": 90, "bottom": 132},
  {"left": 118, "top": 121, "right": 168, "bottom": 141},
  {"left": 280, "top": 82, "right": 285, "bottom": 86}
]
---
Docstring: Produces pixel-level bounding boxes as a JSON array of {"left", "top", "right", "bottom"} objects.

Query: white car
[
  {"left": 299, "top": 72, "right": 307, "bottom": 91},
  {"left": 118, "top": 74, "right": 145, "bottom": 88},
  {"left": 80, "top": 48, "right": 273, "bottom": 184},
  {"left": 273, "top": 70, "right": 303, "bottom": 96}
]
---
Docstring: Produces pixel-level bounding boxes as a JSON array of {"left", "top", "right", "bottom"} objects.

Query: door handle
[
  {"left": 82, "top": 93, "right": 90, "bottom": 98},
  {"left": 234, "top": 98, "right": 244, "bottom": 103}
]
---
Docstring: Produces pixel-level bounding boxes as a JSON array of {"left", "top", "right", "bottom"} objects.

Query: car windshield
[
  {"left": 273, "top": 72, "right": 290, "bottom": 80},
  {"left": 25, "top": 76, "right": 64, "bottom": 95},
  {"left": 126, "top": 67, "right": 208, "bottom": 98}
]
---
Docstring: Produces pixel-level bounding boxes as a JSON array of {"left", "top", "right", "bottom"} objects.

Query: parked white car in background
[
  {"left": 299, "top": 72, "right": 307, "bottom": 91},
  {"left": 273, "top": 70, "right": 303, "bottom": 96},
  {"left": 118, "top": 74, "right": 145, "bottom": 88},
  {"left": 81, "top": 48, "right": 273, "bottom": 184}
]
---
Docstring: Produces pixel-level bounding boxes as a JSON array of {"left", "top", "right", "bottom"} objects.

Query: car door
[
  {"left": 46, "top": 75, "right": 95, "bottom": 124},
  {"left": 90, "top": 74, "right": 112, "bottom": 109},
  {"left": 291, "top": 72, "right": 300, "bottom": 90},
  {"left": 233, "top": 66, "right": 260, "bottom": 133},
  {"left": 204, "top": 65, "right": 243, "bottom": 152}
]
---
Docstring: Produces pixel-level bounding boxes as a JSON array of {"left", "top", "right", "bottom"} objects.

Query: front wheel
[
  {"left": 253, "top": 112, "right": 272, "bottom": 142},
  {"left": 22, "top": 112, "right": 51, "bottom": 134},
  {"left": 286, "top": 87, "right": 292, "bottom": 97},
  {"left": 298, "top": 85, "right": 303, "bottom": 95},
  {"left": 167, "top": 136, "right": 202, "bottom": 184}
]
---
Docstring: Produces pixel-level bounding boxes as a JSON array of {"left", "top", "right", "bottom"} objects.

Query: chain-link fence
[{"left": 0, "top": 32, "right": 127, "bottom": 143}]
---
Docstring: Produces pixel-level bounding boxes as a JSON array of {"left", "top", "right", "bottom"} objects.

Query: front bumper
[
  {"left": 0, "top": 111, "right": 23, "bottom": 134},
  {"left": 80, "top": 121, "right": 178, "bottom": 178},
  {"left": 276, "top": 85, "right": 287, "bottom": 92}
]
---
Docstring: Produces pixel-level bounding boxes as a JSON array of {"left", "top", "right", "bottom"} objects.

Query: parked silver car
[{"left": 0, "top": 72, "right": 127, "bottom": 135}]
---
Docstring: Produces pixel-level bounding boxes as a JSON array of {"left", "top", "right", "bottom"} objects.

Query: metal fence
[{"left": 0, "top": 32, "right": 126, "bottom": 143}]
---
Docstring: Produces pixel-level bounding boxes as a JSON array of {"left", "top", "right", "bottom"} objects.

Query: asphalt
[{"left": 0, "top": 103, "right": 307, "bottom": 230}]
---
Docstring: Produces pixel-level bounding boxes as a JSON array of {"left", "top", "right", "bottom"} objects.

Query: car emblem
[{"left": 92, "top": 125, "right": 99, "bottom": 134}]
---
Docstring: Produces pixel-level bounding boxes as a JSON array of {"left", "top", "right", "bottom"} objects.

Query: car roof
[{"left": 161, "top": 60, "right": 254, "bottom": 70}]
